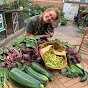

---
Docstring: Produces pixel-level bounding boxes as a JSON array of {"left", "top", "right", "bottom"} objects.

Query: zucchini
[
  {"left": 80, "top": 70, "right": 87, "bottom": 82},
  {"left": 70, "top": 65, "right": 83, "bottom": 76},
  {"left": 9, "top": 68, "right": 44, "bottom": 88},
  {"left": 75, "top": 63, "right": 84, "bottom": 71},
  {"left": 25, "top": 66, "right": 48, "bottom": 86},
  {"left": 31, "top": 62, "right": 54, "bottom": 81}
]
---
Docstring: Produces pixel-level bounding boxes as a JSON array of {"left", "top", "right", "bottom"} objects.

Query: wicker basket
[{"left": 40, "top": 42, "right": 67, "bottom": 70}]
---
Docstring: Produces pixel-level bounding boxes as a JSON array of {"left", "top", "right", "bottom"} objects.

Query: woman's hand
[{"left": 45, "top": 30, "right": 54, "bottom": 38}]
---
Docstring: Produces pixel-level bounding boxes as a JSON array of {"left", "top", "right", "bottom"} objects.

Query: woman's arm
[
  {"left": 25, "top": 31, "right": 33, "bottom": 37},
  {"left": 25, "top": 31, "right": 54, "bottom": 38}
]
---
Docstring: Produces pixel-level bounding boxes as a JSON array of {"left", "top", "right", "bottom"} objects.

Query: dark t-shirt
[{"left": 25, "top": 15, "right": 54, "bottom": 35}]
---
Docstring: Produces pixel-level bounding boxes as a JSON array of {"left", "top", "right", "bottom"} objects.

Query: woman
[{"left": 25, "top": 8, "right": 60, "bottom": 40}]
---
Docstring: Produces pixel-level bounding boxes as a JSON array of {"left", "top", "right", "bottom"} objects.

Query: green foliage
[
  {"left": 30, "top": 9, "right": 43, "bottom": 17},
  {"left": 3, "top": 0, "right": 12, "bottom": 10},
  {"left": 60, "top": 16, "right": 67, "bottom": 26},
  {"left": 58, "top": 7, "right": 63, "bottom": 11},
  {"left": 29, "top": 5, "right": 54, "bottom": 17},
  {"left": 57, "top": 8, "right": 67, "bottom": 26},
  {"left": 2, "top": 0, "right": 67, "bottom": 24},
  {"left": 41, "top": 5, "right": 54, "bottom": 12},
  {"left": 11, "top": 36, "right": 40, "bottom": 51},
  {"left": 61, "top": 65, "right": 79, "bottom": 79},
  {"left": 60, "top": 11, "right": 65, "bottom": 16},
  {"left": 19, "top": 0, "right": 31, "bottom": 8}
]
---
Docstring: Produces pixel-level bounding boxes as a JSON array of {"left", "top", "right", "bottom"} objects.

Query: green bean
[{"left": 43, "top": 49, "right": 64, "bottom": 69}]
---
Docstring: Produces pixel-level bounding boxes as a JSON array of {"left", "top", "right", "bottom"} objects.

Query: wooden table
[{"left": 10, "top": 58, "right": 88, "bottom": 88}]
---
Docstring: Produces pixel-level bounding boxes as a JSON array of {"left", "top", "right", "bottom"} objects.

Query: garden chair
[
  {"left": 73, "top": 27, "right": 88, "bottom": 73},
  {"left": 73, "top": 27, "right": 88, "bottom": 55}
]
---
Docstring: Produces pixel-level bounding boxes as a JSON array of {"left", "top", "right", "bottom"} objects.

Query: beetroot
[
  {"left": 26, "top": 47, "right": 31, "bottom": 52},
  {"left": 22, "top": 47, "right": 27, "bottom": 54},
  {"left": 7, "top": 63, "right": 17, "bottom": 70},
  {"left": 76, "top": 58, "right": 81, "bottom": 63},
  {"left": 21, "top": 59, "right": 26, "bottom": 65},
  {"left": 36, "top": 57, "right": 42, "bottom": 62},
  {"left": 15, "top": 56, "right": 22, "bottom": 62},
  {"left": 71, "top": 58, "right": 77, "bottom": 64},
  {"left": 32, "top": 54, "right": 37, "bottom": 60},
  {"left": 24, "top": 54, "right": 30, "bottom": 61},
  {"left": 66, "top": 46, "right": 81, "bottom": 65}
]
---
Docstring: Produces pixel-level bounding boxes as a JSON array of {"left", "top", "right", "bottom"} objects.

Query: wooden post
[{"left": 11, "top": 13, "right": 14, "bottom": 33}]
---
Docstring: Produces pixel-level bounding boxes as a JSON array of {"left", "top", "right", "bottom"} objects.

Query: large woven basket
[{"left": 40, "top": 42, "right": 67, "bottom": 70}]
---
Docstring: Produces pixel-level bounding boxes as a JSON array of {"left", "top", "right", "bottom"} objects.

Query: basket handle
[
  {"left": 40, "top": 45, "right": 53, "bottom": 55},
  {"left": 53, "top": 50, "right": 66, "bottom": 56}
]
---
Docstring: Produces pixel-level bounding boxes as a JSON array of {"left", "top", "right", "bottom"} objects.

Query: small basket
[{"left": 40, "top": 42, "right": 67, "bottom": 70}]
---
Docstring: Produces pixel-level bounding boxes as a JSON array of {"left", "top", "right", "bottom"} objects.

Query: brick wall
[
  {"left": 33, "top": 0, "right": 64, "bottom": 8},
  {"left": 7, "top": 0, "right": 64, "bottom": 8}
]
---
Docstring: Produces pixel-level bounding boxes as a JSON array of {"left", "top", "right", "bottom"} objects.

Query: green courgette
[
  {"left": 80, "top": 70, "right": 87, "bottom": 82},
  {"left": 31, "top": 62, "right": 54, "bottom": 81},
  {"left": 9, "top": 68, "right": 44, "bottom": 88},
  {"left": 70, "top": 65, "right": 83, "bottom": 76},
  {"left": 25, "top": 66, "right": 48, "bottom": 86},
  {"left": 75, "top": 63, "right": 84, "bottom": 71}
]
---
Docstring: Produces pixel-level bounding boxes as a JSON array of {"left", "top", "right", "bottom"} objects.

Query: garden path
[{"left": 49, "top": 21, "right": 83, "bottom": 45}]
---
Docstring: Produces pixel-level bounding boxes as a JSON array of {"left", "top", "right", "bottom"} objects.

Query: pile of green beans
[{"left": 43, "top": 49, "right": 64, "bottom": 69}]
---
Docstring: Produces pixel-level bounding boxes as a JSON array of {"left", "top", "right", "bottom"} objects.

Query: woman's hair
[{"left": 38, "top": 8, "right": 60, "bottom": 29}]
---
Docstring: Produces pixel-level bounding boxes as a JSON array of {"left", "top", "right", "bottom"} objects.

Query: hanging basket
[{"left": 40, "top": 42, "right": 67, "bottom": 70}]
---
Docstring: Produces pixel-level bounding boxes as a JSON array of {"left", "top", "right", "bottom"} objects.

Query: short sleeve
[{"left": 25, "top": 19, "right": 34, "bottom": 34}]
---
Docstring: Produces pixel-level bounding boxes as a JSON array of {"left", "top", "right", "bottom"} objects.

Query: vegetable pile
[
  {"left": 0, "top": 36, "right": 87, "bottom": 88},
  {"left": 58, "top": 63, "right": 87, "bottom": 82},
  {"left": 51, "top": 38, "right": 82, "bottom": 65},
  {"left": 65, "top": 46, "right": 81, "bottom": 65},
  {"left": 9, "top": 62, "right": 54, "bottom": 88},
  {"left": 0, "top": 36, "right": 48, "bottom": 70},
  {"left": 0, "top": 67, "right": 12, "bottom": 88}
]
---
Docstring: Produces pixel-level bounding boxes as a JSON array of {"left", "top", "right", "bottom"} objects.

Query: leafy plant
[
  {"left": 3, "top": 0, "right": 12, "bottom": 10},
  {"left": 60, "top": 16, "right": 67, "bottom": 26}
]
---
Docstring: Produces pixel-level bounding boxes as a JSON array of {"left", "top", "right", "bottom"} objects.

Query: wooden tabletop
[{"left": 10, "top": 58, "right": 88, "bottom": 88}]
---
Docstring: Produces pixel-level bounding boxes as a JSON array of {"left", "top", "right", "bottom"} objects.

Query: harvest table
[{"left": 10, "top": 58, "right": 88, "bottom": 88}]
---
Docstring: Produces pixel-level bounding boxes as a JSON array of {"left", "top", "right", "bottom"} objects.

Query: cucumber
[
  {"left": 75, "top": 63, "right": 84, "bottom": 71},
  {"left": 25, "top": 66, "right": 48, "bottom": 86},
  {"left": 31, "top": 62, "right": 54, "bottom": 81},
  {"left": 70, "top": 65, "right": 83, "bottom": 76},
  {"left": 80, "top": 70, "right": 87, "bottom": 82},
  {"left": 9, "top": 68, "right": 44, "bottom": 88}
]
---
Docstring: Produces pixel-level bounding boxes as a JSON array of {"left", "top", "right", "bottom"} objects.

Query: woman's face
[{"left": 43, "top": 11, "right": 57, "bottom": 23}]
